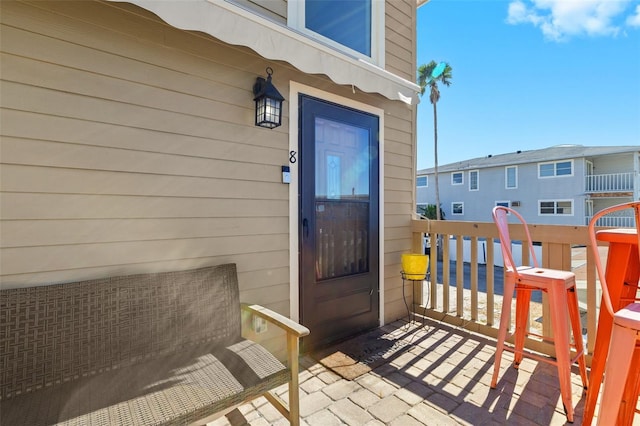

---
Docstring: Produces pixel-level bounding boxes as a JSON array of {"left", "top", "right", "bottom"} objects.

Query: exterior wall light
[{"left": 253, "top": 67, "right": 284, "bottom": 129}]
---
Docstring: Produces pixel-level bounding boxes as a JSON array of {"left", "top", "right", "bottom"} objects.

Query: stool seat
[
  {"left": 512, "top": 267, "right": 575, "bottom": 286},
  {"left": 615, "top": 303, "right": 640, "bottom": 329},
  {"left": 490, "top": 206, "right": 588, "bottom": 423}
]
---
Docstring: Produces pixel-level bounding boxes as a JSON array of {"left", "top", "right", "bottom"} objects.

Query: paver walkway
[{"left": 209, "top": 317, "right": 603, "bottom": 426}]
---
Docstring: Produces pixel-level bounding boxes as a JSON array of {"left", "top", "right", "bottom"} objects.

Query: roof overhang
[{"left": 107, "top": 0, "right": 421, "bottom": 105}]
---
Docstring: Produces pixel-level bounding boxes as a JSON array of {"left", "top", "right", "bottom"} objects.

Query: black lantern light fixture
[{"left": 253, "top": 67, "right": 284, "bottom": 129}]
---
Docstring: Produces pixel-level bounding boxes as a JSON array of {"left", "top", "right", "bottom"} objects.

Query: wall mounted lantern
[{"left": 253, "top": 67, "right": 284, "bottom": 129}]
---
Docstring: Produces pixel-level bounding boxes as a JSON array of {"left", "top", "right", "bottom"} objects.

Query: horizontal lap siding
[
  {"left": 383, "top": 0, "right": 416, "bottom": 322},
  {"left": 385, "top": 0, "right": 415, "bottom": 82},
  {"left": 0, "top": 0, "right": 291, "bottom": 314},
  {"left": 1, "top": 0, "right": 417, "bottom": 326}
]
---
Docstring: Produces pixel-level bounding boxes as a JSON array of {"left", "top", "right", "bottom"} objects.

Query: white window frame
[
  {"left": 469, "top": 170, "right": 479, "bottom": 191},
  {"left": 505, "top": 166, "right": 518, "bottom": 189},
  {"left": 288, "top": 0, "right": 385, "bottom": 67},
  {"left": 417, "top": 176, "right": 428, "bottom": 187},
  {"left": 538, "top": 199, "right": 574, "bottom": 216},
  {"left": 451, "top": 172, "right": 463, "bottom": 185},
  {"left": 452, "top": 202, "right": 464, "bottom": 215},
  {"left": 538, "top": 160, "right": 574, "bottom": 178}
]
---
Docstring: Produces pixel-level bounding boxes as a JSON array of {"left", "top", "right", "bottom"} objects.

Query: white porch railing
[
  {"left": 585, "top": 172, "right": 634, "bottom": 193},
  {"left": 585, "top": 214, "right": 636, "bottom": 228}
]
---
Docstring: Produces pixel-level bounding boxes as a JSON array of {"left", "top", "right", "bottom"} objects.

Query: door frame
[{"left": 288, "top": 81, "right": 385, "bottom": 327}]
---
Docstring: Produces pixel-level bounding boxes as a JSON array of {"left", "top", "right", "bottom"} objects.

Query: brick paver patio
[{"left": 210, "top": 317, "right": 599, "bottom": 425}]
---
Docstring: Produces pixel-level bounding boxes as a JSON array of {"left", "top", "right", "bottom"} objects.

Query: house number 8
[{"left": 289, "top": 151, "right": 297, "bottom": 163}]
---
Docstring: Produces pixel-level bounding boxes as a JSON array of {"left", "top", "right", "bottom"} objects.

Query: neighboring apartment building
[
  {"left": 417, "top": 145, "right": 640, "bottom": 227},
  {"left": 0, "top": 0, "right": 422, "bottom": 352}
]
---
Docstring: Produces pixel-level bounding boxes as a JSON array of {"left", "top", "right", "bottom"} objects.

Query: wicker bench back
[{"left": 0, "top": 264, "right": 241, "bottom": 400}]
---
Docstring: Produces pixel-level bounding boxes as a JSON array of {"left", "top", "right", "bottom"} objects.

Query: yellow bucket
[{"left": 401, "top": 253, "right": 429, "bottom": 280}]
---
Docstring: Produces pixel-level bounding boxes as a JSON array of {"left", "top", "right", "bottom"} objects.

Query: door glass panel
[{"left": 314, "top": 117, "right": 370, "bottom": 280}]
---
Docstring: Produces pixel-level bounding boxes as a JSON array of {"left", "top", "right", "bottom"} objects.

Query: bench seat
[{"left": 0, "top": 264, "right": 309, "bottom": 425}]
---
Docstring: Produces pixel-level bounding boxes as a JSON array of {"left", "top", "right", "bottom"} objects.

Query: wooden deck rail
[{"left": 410, "top": 219, "right": 599, "bottom": 364}]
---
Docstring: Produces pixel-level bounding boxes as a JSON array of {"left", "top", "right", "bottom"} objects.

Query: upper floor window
[
  {"left": 289, "top": 0, "right": 384, "bottom": 65},
  {"left": 505, "top": 166, "right": 517, "bottom": 189},
  {"left": 451, "top": 172, "right": 463, "bottom": 185},
  {"left": 469, "top": 170, "right": 479, "bottom": 191},
  {"left": 539, "top": 160, "right": 573, "bottom": 178},
  {"left": 452, "top": 202, "right": 464, "bottom": 215},
  {"left": 539, "top": 200, "right": 573, "bottom": 216},
  {"left": 417, "top": 176, "right": 428, "bottom": 187}
]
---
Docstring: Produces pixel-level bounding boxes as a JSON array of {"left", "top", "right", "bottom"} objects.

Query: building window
[
  {"left": 469, "top": 170, "right": 479, "bottom": 191},
  {"left": 496, "top": 201, "right": 510, "bottom": 208},
  {"left": 452, "top": 202, "right": 464, "bottom": 215},
  {"left": 288, "top": 0, "right": 383, "bottom": 65},
  {"left": 505, "top": 166, "right": 517, "bottom": 189},
  {"left": 451, "top": 172, "right": 463, "bottom": 185},
  {"left": 539, "top": 200, "right": 573, "bottom": 216},
  {"left": 417, "top": 203, "right": 427, "bottom": 215},
  {"left": 417, "top": 176, "right": 428, "bottom": 187},
  {"left": 539, "top": 160, "right": 573, "bottom": 178}
]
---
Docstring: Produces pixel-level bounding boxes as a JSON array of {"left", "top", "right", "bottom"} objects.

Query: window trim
[
  {"left": 469, "top": 170, "right": 479, "bottom": 191},
  {"left": 505, "top": 166, "right": 518, "bottom": 189},
  {"left": 538, "top": 199, "right": 574, "bottom": 216},
  {"left": 288, "top": 0, "right": 385, "bottom": 66},
  {"left": 451, "top": 201, "right": 464, "bottom": 215},
  {"left": 538, "top": 160, "right": 574, "bottom": 178},
  {"left": 417, "top": 176, "right": 428, "bottom": 187},
  {"left": 451, "top": 172, "right": 464, "bottom": 186}
]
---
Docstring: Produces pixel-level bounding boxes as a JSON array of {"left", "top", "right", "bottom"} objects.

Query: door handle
[{"left": 302, "top": 218, "right": 309, "bottom": 238}]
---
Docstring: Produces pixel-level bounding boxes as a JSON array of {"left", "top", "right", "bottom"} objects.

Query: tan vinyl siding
[
  {"left": 0, "top": 0, "right": 416, "bottom": 328},
  {"left": 385, "top": 0, "right": 415, "bottom": 81},
  {"left": 0, "top": 1, "right": 290, "bottom": 313},
  {"left": 231, "top": 0, "right": 288, "bottom": 23}
]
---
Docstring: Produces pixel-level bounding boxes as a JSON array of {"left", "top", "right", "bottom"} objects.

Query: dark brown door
[{"left": 299, "top": 95, "right": 379, "bottom": 352}]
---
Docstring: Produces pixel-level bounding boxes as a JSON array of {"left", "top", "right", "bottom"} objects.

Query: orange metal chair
[
  {"left": 587, "top": 201, "right": 640, "bottom": 426},
  {"left": 490, "top": 206, "right": 588, "bottom": 423}
]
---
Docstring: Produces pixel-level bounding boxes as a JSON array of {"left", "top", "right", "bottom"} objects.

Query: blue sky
[{"left": 416, "top": 0, "right": 640, "bottom": 170}]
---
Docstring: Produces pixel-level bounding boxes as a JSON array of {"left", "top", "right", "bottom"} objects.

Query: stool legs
[
  {"left": 548, "top": 285, "right": 575, "bottom": 423},
  {"left": 490, "top": 278, "right": 587, "bottom": 424},
  {"left": 597, "top": 325, "right": 637, "bottom": 426},
  {"left": 514, "top": 288, "right": 532, "bottom": 367},
  {"left": 567, "top": 287, "right": 589, "bottom": 389},
  {"left": 491, "top": 276, "right": 515, "bottom": 388}
]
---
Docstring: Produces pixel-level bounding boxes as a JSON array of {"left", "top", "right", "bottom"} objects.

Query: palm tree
[
  {"left": 417, "top": 61, "right": 452, "bottom": 221},
  {"left": 419, "top": 204, "right": 445, "bottom": 221}
]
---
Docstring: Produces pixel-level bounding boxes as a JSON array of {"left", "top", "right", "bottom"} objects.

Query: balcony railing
[
  {"left": 409, "top": 219, "right": 602, "bottom": 365},
  {"left": 585, "top": 172, "right": 634, "bottom": 193},
  {"left": 586, "top": 214, "right": 636, "bottom": 228}
]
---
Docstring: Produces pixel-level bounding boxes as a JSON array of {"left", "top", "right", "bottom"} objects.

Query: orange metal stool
[
  {"left": 587, "top": 201, "right": 640, "bottom": 426},
  {"left": 490, "top": 206, "right": 588, "bottom": 423}
]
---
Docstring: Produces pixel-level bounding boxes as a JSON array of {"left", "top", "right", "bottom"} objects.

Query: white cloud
[
  {"left": 627, "top": 4, "right": 640, "bottom": 26},
  {"left": 507, "top": 0, "right": 639, "bottom": 41}
]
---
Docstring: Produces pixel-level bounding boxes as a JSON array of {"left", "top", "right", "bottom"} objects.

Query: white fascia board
[{"left": 107, "top": 0, "right": 421, "bottom": 105}]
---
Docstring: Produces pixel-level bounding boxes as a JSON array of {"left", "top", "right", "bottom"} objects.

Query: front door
[{"left": 299, "top": 95, "right": 379, "bottom": 352}]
